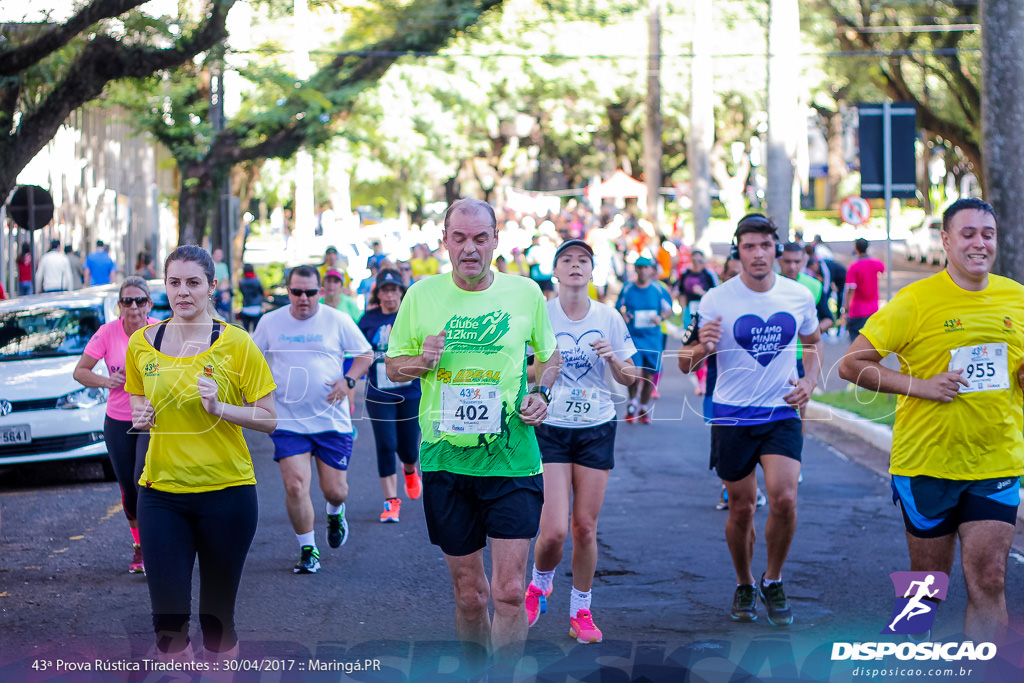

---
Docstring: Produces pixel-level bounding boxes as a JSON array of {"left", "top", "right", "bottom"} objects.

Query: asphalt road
[
  {"left": 3, "top": 249, "right": 1024, "bottom": 682},
  {"left": 3, "top": 356, "right": 1024, "bottom": 682}
]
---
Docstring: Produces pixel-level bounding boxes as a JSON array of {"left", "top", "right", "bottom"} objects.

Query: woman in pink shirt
[{"left": 73, "top": 276, "right": 157, "bottom": 574}]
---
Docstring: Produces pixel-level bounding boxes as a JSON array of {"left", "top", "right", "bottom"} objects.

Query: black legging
[
  {"left": 365, "top": 394, "right": 421, "bottom": 478},
  {"left": 103, "top": 416, "right": 149, "bottom": 522},
  {"left": 137, "top": 485, "right": 258, "bottom": 654}
]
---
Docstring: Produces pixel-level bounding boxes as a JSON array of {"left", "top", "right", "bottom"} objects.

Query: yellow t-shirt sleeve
[
  {"left": 234, "top": 332, "right": 277, "bottom": 403},
  {"left": 124, "top": 330, "right": 146, "bottom": 395},
  {"left": 860, "top": 288, "right": 918, "bottom": 360}
]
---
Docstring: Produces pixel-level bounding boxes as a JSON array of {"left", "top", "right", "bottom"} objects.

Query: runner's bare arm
[
  {"left": 784, "top": 331, "right": 823, "bottom": 409},
  {"left": 838, "top": 334, "right": 968, "bottom": 403},
  {"left": 520, "top": 350, "right": 561, "bottom": 426},
  {"left": 198, "top": 377, "right": 277, "bottom": 433},
  {"left": 591, "top": 338, "right": 639, "bottom": 386},
  {"left": 386, "top": 330, "right": 446, "bottom": 382},
  {"left": 678, "top": 316, "right": 721, "bottom": 374},
  {"left": 1018, "top": 360, "right": 1024, "bottom": 391}
]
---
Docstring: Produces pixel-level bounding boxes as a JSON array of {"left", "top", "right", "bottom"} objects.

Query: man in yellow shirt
[{"left": 840, "top": 198, "right": 1024, "bottom": 641}]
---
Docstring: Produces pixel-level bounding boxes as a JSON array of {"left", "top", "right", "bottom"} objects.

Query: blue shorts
[
  {"left": 891, "top": 475, "right": 1020, "bottom": 538},
  {"left": 632, "top": 348, "right": 663, "bottom": 374},
  {"left": 270, "top": 430, "right": 353, "bottom": 471}
]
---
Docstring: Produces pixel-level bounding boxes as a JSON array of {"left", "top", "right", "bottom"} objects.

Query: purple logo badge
[
  {"left": 733, "top": 313, "right": 796, "bottom": 367},
  {"left": 882, "top": 571, "right": 949, "bottom": 635}
]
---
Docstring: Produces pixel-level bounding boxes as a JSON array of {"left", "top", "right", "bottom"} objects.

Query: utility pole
[
  {"left": 688, "top": 0, "right": 713, "bottom": 248},
  {"left": 293, "top": 0, "right": 315, "bottom": 259},
  {"left": 981, "top": 0, "right": 1024, "bottom": 282},
  {"left": 644, "top": 0, "right": 663, "bottom": 231},
  {"left": 765, "top": 0, "right": 800, "bottom": 236}
]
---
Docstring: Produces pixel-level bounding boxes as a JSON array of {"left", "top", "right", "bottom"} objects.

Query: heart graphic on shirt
[
  {"left": 733, "top": 313, "right": 797, "bottom": 367},
  {"left": 555, "top": 330, "right": 604, "bottom": 382}
]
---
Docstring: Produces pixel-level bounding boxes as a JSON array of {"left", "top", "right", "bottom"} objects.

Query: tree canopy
[{"left": 0, "top": 0, "right": 236, "bottom": 203}]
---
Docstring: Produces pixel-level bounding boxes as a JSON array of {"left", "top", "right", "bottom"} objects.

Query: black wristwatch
[
  {"left": 529, "top": 386, "right": 551, "bottom": 404},
  {"left": 344, "top": 376, "right": 357, "bottom": 389}
]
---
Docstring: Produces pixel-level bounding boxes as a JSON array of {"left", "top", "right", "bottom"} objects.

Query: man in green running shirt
[{"left": 386, "top": 198, "right": 561, "bottom": 673}]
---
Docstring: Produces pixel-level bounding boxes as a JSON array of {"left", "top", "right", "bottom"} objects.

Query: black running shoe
[
  {"left": 730, "top": 584, "right": 757, "bottom": 622},
  {"left": 758, "top": 573, "right": 793, "bottom": 625},
  {"left": 327, "top": 504, "right": 348, "bottom": 549},
  {"left": 294, "top": 545, "right": 320, "bottom": 574}
]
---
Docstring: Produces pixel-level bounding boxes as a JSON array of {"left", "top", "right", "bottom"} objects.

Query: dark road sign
[
  {"left": 7, "top": 185, "right": 54, "bottom": 230},
  {"left": 858, "top": 103, "right": 917, "bottom": 200}
]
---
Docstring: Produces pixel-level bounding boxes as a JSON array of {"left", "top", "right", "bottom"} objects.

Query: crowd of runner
[{"left": 63, "top": 197, "right": 1023, "bottom": 674}]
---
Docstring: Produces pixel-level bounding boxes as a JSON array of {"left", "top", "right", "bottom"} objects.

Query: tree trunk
[
  {"left": 644, "top": 0, "right": 663, "bottom": 230},
  {"left": 825, "top": 95, "right": 847, "bottom": 211},
  {"left": 607, "top": 103, "right": 632, "bottom": 175},
  {"left": 981, "top": 0, "right": 1024, "bottom": 282},
  {"left": 177, "top": 167, "right": 215, "bottom": 246},
  {"left": 766, "top": 0, "right": 799, "bottom": 235},
  {"left": 688, "top": 0, "right": 713, "bottom": 247}
]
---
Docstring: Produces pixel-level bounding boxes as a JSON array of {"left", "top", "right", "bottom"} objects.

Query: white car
[
  {"left": 905, "top": 216, "right": 945, "bottom": 266},
  {"left": 0, "top": 286, "right": 123, "bottom": 478}
]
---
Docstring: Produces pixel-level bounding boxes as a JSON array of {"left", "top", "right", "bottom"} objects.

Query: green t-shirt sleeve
[
  {"left": 860, "top": 288, "right": 917, "bottom": 360},
  {"left": 386, "top": 289, "right": 421, "bottom": 358},
  {"left": 530, "top": 287, "right": 558, "bottom": 363}
]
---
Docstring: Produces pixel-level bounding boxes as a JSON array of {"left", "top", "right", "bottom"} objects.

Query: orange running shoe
[
  {"left": 404, "top": 469, "right": 422, "bottom": 500},
  {"left": 379, "top": 498, "right": 401, "bottom": 523}
]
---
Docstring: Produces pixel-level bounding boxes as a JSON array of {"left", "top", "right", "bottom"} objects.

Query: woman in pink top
[{"left": 73, "top": 276, "right": 157, "bottom": 574}]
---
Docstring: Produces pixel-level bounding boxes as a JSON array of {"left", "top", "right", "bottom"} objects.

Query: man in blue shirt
[
  {"left": 84, "top": 240, "right": 117, "bottom": 286},
  {"left": 616, "top": 256, "right": 673, "bottom": 423}
]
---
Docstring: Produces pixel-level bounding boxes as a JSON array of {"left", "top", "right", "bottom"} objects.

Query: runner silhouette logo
[{"left": 882, "top": 571, "right": 949, "bottom": 635}]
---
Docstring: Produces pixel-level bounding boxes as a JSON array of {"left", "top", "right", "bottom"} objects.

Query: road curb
[
  {"left": 805, "top": 400, "right": 892, "bottom": 454},
  {"left": 806, "top": 399, "right": 1024, "bottom": 554}
]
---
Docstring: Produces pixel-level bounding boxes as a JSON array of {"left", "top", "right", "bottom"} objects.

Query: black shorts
[
  {"left": 892, "top": 475, "right": 1020, "bottom": 538},
  {"left": 710, "top": 418, "right": 803, "bottom": 482},
  {"left": 422, "top": 471, "right": 544, "bottom": 556},
  {"left": 535, "top": 421, "right": 616, "bottom": 470},
  {"left": 847, "top": 315, "right": 870, "bottom": 341}
]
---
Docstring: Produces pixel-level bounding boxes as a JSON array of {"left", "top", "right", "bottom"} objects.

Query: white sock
[
  {"left": 628, "top": 398, "right": 639, "bottom": 409},
  {"left": 640, "top": 403, "right": 651, "bottom": 412},
  {"left": 531, "top": 565, "right": 555, "bottom": 594},
  {"left": 762, "top": 575, "right": 782, "bottom": 587},
  {"left": 326, "top": 502, "right": 345, "bottom": 516},
  {"left": 296, "top": 531, "right": 316, "bottom": 548},
  {"left": 569, "top": 587, "right": 592, "bottom": 617}
]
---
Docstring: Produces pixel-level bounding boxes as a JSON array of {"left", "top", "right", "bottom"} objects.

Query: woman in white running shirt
[{"left": 525, "top": 239, "right": 640, "bottom": 644}]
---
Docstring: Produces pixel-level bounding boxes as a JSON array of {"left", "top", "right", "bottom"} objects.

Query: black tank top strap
[
  {"left": 152, "top": 320, "right": 169, "bottom": 352},
  {"left": 153, "top": 320, "right": 219, "bottom": 353}
]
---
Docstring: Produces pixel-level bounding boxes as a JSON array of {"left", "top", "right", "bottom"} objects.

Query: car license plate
[{"left": 0, "top": 425, "right": 31, "bottom": 445}]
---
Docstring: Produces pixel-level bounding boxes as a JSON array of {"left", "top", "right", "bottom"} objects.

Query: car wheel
[{"left": 100, "top": 458, "right": 117, "bottom": 482}]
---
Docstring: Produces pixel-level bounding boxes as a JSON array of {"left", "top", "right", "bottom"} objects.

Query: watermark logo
[{"left": 883, "top": 571, "right": 949, "bottom": 635}]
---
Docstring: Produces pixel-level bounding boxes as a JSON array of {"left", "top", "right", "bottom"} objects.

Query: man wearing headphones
[{"left": 678, "top": 214, "right": 823, "bottom": 625}]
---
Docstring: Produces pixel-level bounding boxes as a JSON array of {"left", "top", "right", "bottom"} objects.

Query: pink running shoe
[
  {"left": 525, "top": 583, "right": 550, "bottom": 627},
  {"left": 129, "top": 544, "right": 145, "bottom": 574},
  {"left": 569, "top": 609, "right": 603, "bottom": 644}
]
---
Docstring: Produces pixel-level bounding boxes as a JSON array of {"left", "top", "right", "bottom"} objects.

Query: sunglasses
[
  {"left": 289, "top": 288, "right": 320, "bottom": 298},
  {"left": 119, "top": 297, "right": 150, "bottom": 307}
]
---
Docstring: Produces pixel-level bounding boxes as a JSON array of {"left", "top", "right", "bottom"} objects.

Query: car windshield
[{"left": 0, "top": 305, "right": 105, "bottom": 360}]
